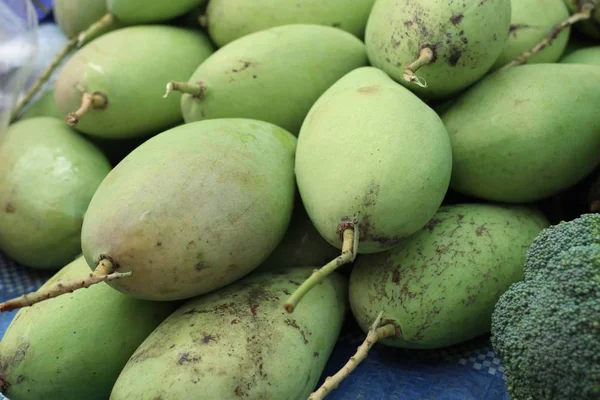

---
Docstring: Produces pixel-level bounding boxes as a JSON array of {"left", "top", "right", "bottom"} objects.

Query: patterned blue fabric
[{"left": 0, "top": 249, "right": 510, "bottom": 400}]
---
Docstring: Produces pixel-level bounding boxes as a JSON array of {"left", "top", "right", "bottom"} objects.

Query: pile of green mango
[{"left": 1, "top": 0, "right": 599, "bottom": 398}]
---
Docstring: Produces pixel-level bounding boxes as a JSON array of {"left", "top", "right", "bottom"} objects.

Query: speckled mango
[
  {"left": 108, "top": 0, "right": 206, "bottom": 23},
  {"left": 54, "top": 0, "right": 111, "bottom": 38},
  {"left": 54, "top": 25, "right": 213, "bottom": 139},
  {"left": 258, "top": 197, "right": 340, "bottom": 272},
  {"left": 178, "top": 24, "right": 368, "bottom": 135},
  {"left": 0, "top": 117, "right": 111, "bottom": 269},
  {"left": 441, "top": 63, "right": 600, "bottom": 203},
  {"left": 296, "top": 66, "right": 452, "bottom": 254},
  {"left": 110, "top": 267, "right": 347, "bottom": 399},
  {"left": 349, "top": 203, "right": 549, "bottom": 349},
  {"left": 205, "top": 0, "right": 376, "bottom": 47},
  {"left": 492, "top": 0, "right": 571, "bottom": 69},
  {"left": 81, "top": 119, "right": 297, "bottom": 301},
  {"left": 365, "top": 0, "right": 511, "bottom": 100},
  {"left": 0, "top": 256, "right": 176, "bottom": 400},
  {"left": 561, "top": 46, "right": 600, "bottom": 64},
  {"left": 564, "top": 0, "right": 600, "bottom": 39}
]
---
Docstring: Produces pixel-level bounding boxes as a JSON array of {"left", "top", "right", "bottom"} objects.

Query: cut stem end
[
  {"left": 66, "top": 90, "right": 108, "bottom": 126},
  {"left": 402, "top": 47, "right": 434, "bottom": 88},
  {"left": 163, "top": 81, "right": 207, "bottom": 99}
]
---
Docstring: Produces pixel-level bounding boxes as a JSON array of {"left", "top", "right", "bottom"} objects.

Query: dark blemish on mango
[
  {"left": 234, "top": 386, "right": 244, "bottom": 397},
  {"left": 450, "top": 13, "right": 464, "bottom": 25},
  {"left": 476, "top": 225, "right": 488, "bottom": 236},
  {"left": 202, "top": 335, "right": 215, "bottom": 343},
  {"left": 284, "top": 319, "right": 309, "bottom": 344},
  {"left": 282, "top": 288, "right": 291, "bottom": 296},
  {"left": 448, "top": 49, "right": 462, "bottom": 66},
  {"left": 250, "top": 304, "right": 258, "bottom": 316},
  {"left": 156, "top": 241, "right": 162, "bottom": 247},
  {"left": 392, "top": 269, "right": 400, "bottom": 284},
  {"left": 425, "top": 218, "right": 444, "bottom": 231},
  {"left": 404, "top": 20, "right": 413, "bottom": 28},
  {"left": 178, "top": 353, "right": 201, "bottom": 365},
  {"left": 332, "top": 22, "right": 341, "bottom": 27},
  {"left": 4, "top": 203, "right": 15, "bottom": 213},
  {"left": 509, "top": 24, "right": 530, "bottom": 36},
  {"left": 313, "top": 352, "right": 320, "bottom": 358},
  {"left": 231, "top": 319, "right": 239, "bottom": 324},
  {"left": 194, "top": 262, "right": 208, "bottom": 271},
  {"left": 288, "top": 280, "right": 301, "bottom": 286},
  {"left": 16, "top": 375, "right": 24, "bottom": 384},
  {"left": 169, "top": 344, "right": 176, "bottom": 349}
]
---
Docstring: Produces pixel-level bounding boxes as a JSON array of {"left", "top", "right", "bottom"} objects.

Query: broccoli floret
[
  {"left": 524, "top": 213, "right": 600, "bottom": 281},
  {"left": 491, "top": 243, "right": 600, "bottom": 400}
]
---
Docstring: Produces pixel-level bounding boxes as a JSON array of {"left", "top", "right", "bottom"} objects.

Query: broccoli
[{"left": 491, "top": 214, "right": 600, "bottom": 400}]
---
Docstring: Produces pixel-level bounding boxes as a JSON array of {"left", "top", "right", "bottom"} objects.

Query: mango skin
[
  {"left": 492, "top": 0, "right": 570, "bottom": 69},
  {"left": 441, "top": 63, "right": 600, "bottom": 203},
  {"left": 206, "top": 0, "right": 376, "bottom": 47},
  {"left": 564, "top": 0, "right": 600, "bottom": 39},
  {"left": 0, "top": 256, "right": 177, "bottom": 400},
  {"left": 349, "top": 203, "right": 549, "bottom": 349},
  {"left": 81, "top": 119, "right": 297, "bottom": 301},
  {"left": 54, "top": 25, "right": 214, "bottom": 139},
  {"left": 180, "top": 24, "right": 368, "bottom": 135},
  {"left": 19, "top": 90, "right": 63, "bottom": 121},
  {"left": 110, "top": 267, "right": 347, "bottom": 400},
  {"left": 561, "top": 46, "right": 600, "bottom": 64},
  {"left": 108, "top": 0, "right": 205, "bottom": 23},
  {"left": 296, "top": 67, "right": 452, "bottom": 254},
  {"left": 0, "top": 117, "right": 111, "bottom": 269},
  {"left": 258, "top": 197, "right": 340, "bottom": 271},
  {"left": 365, "top": 0, "right": 511, "bottom": 100},
  {"left": 54, "top": 0, "right": 109, "bottom": 38}
]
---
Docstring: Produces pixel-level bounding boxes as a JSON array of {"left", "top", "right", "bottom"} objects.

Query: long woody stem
[
  {"left": 284, "top": 218, "right": 360, "bottom": 313},
  {"left": 308, "top": 311, "right": 397, "bottom": 400},
  {"left": 77, "top": 13, "right": 116, "bottom": 47},
  {"left": 10, "top": 38, "right": 77, "bottom": 122},
  {"left": 402, "top": 47, "right": 434, "bottom": 88},
  {"left": 0, "top": 259, "right": 131, "bottom": 312},
  {"left": 500, "top": 5, "right": 594, "bottom": 70}
]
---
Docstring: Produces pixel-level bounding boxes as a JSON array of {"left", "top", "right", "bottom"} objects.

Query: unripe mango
[
  {"left": 492, "top": 0, "right": 571, "bottom": 69},
  {"left": 0, "top": 256, "right": 176, "bottom": 400},
  {"left": 81, "top": 119, "right": 297, "bottom": 301},
  {"left": 441, "top": 63, "right": 600, "bottom": 203},
  {"left": 108, "top": 0, "right": 206, "bottom": 23},
  {"left": 349, "top": 203, "right": 549, "bottom": 349},
  {"left": 110, "top": 267, "right": 347, "bottom": 399},
  {"left": 0, "top": 117, "right": 111, "bottom": 269},
  {"left": 296, "top": 66, "right": 452, "bottom": 254},
  {"left": 175, "top": 24, "right": 368, "bottom": 135},
  {"left": 19, "top": 91, "right": 63, "bottom": 121},
  {"left": 54, "top": 25, "right": 214, "bottom": 139},
  {"left": 54, "top": 0, "right": 110, "bottom": 38},
  {"left": 561, "top": 46, "right": 600, "bottom": 63},
  {"left": 365, "top": 0, "right": 511, "bottom": 99},
  {"left": 205, "top": 0, "right": 376, "bottom": 46}
]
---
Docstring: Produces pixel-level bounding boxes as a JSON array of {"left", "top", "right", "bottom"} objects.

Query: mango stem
[
  {"left": 0, "top": 259, "right": 131, "bottom": 313},
  {"left": 308, "top": 311, "right": 397, "bottom": 400},
  {"left": 500, "top": 4, "right": 594, "bottom": 70},
  {"left": 284, "top": 217, "right": 360, "bottom": 313},
  {"left": 67, "top": 90, "right": 108, "bottom": 126},
  {"left": 163, "top": 81, "right": 208, "bottom": 99},
  {"left": 402, "top": 47, "right": 434, "bottom": 88},
  {"left": 77, "top": 13, "right": 116, "bottom": 47},
  {"left": 10, "top": 38, "right": 78, "bottom": 122}
]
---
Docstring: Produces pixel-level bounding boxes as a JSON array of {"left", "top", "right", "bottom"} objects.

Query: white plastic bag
[{"left": 0, "top": 0, "right": 38, "bottom": 135}]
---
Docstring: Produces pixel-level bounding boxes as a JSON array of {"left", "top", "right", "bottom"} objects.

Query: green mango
[
  {"left": 561, "top": 45, "right": 600, "bottom": 63},
  {"left": 296, "top": 67, "right": 452, "bottom": 254},
  {"left": 441, "top": 63, "right": 600, "bottom": 203},
  {"left": 176, "top": 24, "right": 368, "bottom": 135},
  {"left": 365, "top": 0, "right": 511, "bottom": 100},
  {"left": 108, "top": 0, "right": 206, "bottom": 23},
  {"left": 349, "top": 203, "right": 549, "bottom": 349},
  {"left": 54, "top": 25, "right": 214, "bottom": 139},
  {"left": 54, "top": 0, "right": 110, "bottom": 38},
  {"left": 564, "top": 0, "right": 600, "bottom": 39},
  {"left": 19, "top": 90, "right": 63, "bottom": 121},
  {"left": 0, "top": 117, "right": 111, "bottom": 269},
  {"left": 0, "top": 256, "right": 177, "bottom": 400},
  {"left": 258, "top": 196, "right": 340, "bottom": 272},
  {"left": 492, "top": 0, "right": 571, "bottom": 69},
  {"left": 81, "top": 119, "right": 297, "bottom": 301},
  {"left": 205, "top": 0, "right": 376, "bottom": 47},
  {"left": 110, "top": 267, "right": 347, "bottom": 399}
]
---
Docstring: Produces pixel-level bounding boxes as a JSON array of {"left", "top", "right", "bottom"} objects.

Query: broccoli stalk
[{"left": 491, "top": 214, "right": 600, "bottom": 400}]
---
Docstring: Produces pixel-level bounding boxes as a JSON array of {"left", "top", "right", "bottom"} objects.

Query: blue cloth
[{"left": 0, "top": 249, "right": 510, "bottom": 400}]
